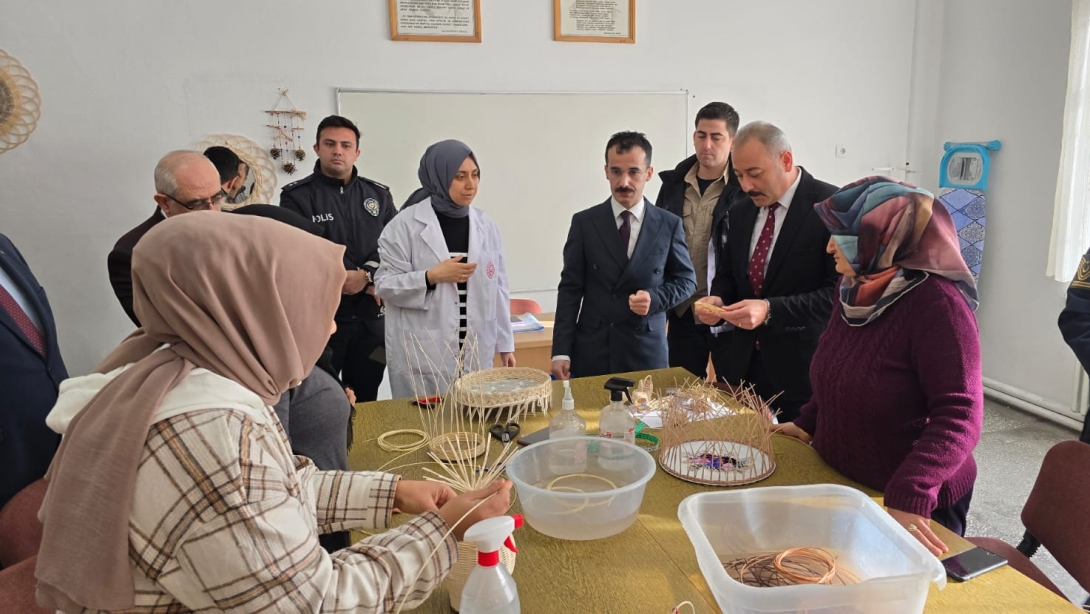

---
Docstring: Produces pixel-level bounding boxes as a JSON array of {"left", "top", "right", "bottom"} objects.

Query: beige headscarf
[{"left": 35, "top": 212, "right": 346, "bottom": 612}]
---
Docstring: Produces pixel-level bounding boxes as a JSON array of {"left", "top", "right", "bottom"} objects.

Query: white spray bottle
[{"left": 460, "top": 515, "right": 523, "bottom": 614}]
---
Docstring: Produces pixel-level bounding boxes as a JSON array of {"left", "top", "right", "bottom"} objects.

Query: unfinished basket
[
  {"left": 443, "top": 539, "right": 517, "bottom": 611},
  {"left": 403, "top": 332, "right": 523, "bottom": 493},
  {"left": 452, "top": 367, "right": 552, "bottom": 422},
  {"left": 428, "top": 431, "right": 484, "bottom": 462},
  {"left": 657, "top": 382, "right": 777, "bottom": 486}
]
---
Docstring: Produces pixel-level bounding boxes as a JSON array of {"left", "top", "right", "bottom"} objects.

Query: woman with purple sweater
[{"left": 776, "top": 176, "right": 983, "bottom": 556}]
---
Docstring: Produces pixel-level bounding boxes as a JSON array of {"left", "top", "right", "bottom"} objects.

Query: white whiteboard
[{"left": 336, "top": 90, "right": 689, "bottom": 294}]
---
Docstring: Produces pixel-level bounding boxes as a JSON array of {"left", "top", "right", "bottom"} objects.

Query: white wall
[
  {"left": 0, "top": 0, "right": 919, "bottom": 376},
  {"left": 913, "top": 0, "right": 1082, "bottom": 419}
]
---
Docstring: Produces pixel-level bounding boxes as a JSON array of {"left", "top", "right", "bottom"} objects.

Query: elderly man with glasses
[{"left": 108, "top": 150, "right": 225, "bottom": 325}]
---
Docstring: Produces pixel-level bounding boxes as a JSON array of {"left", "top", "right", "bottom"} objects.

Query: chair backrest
[
  {"left": 1022, "top": 440, "right": 1090, "bottom": 593},
  {"left": 0, "top": 479, "right": 48, "bottom": 569},
  {"left": 510, "top": 298, "right": 542, "bottom": 315}
]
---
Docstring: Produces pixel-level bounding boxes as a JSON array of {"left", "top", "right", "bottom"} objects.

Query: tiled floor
[{"left": 970, "top": 399, "right": 1087, "bottom": 606}]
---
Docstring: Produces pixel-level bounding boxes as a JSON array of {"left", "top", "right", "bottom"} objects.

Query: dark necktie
[
  {"left": 748, "top": 203, "right": 780, "bottom": 297},
  {"left": 619, "top": 210, "right": 633, "bottom": 258},
  {"left": 0, "top": 282, "right": 44, "bottom": 355}
]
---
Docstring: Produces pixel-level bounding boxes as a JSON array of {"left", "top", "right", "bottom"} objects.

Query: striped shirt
[{"left": 437, "top": 213, "right": 471, "bottom": 346}]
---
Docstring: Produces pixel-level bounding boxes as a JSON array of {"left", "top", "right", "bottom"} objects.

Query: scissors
[{"left": 489, "top": 422, "right": 520, "bottom": 444}]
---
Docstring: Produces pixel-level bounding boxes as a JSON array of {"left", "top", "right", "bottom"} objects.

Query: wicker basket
[
  {"left": 452, "top": 367, "right": 552, "bottom": 422},
  {"left": 428, "top": 431, "right": 485, "bottom": 462},
  {"left": 657, "top": 384, "right": 777, "bottom": 487},
  {"left": 443, "top": 539, "right": 517, "bottom": 611}
]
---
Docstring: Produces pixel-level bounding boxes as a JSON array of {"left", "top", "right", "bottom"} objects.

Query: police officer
[{"left": 281, "top": 115, "right": 395, "bottom": 403}]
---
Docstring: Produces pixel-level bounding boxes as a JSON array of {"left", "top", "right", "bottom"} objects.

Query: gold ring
[{"left": 907, "top": 523, "right": 918, "bottom": 532}]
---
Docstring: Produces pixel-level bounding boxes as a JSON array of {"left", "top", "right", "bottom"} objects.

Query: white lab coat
[{"left": 375, "top": 199, "right": 514, "bottom": 398}]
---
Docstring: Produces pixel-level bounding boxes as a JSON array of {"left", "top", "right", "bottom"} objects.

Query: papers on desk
[{"left": 510, "top": 313, "right": 545, "bottom": 333}]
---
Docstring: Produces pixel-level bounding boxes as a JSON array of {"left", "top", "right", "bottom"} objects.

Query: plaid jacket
[{"left": 85, "top": 403, "right": 456, "bottom": 613}]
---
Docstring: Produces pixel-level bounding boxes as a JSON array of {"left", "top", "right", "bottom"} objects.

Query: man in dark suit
[
  {"left": 552, "top": 131, "right": 697, "bottom": 379},
  {"left": 697, "top": 121, "right": 838, "bottom": 422},
  {"left": 0, "top": 232, "right": 68, "bottom": 508},
  {"left": 108, "top": 151, "right": 225, "bottom": 324}
]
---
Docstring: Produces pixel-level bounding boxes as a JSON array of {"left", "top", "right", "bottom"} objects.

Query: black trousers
[
  {"left": 1081, "top": 411, "right": 1090, "bottom": 444},
  {"left": 742, "top": 349, "right": 810, "bottom": 424},
  {"left": 327, "top": 320, "right": 385, "bottom": 403},
  {"left": 930, "top": 488, "right": 973, "bottom": 537},
  {"left": 667, "top": 308, "right": 730, "bottom": 381}
]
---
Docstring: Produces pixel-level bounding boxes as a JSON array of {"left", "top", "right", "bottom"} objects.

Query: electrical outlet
[{"left": 835, "top": 144, "right": 848, "bottom": 158}]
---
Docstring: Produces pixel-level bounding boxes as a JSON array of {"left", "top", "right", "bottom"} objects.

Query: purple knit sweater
[{"left": 794, "top": 276, "right": 983, "bottom": 518}]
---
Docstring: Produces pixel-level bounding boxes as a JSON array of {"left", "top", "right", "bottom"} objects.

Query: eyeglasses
[{"left": 163, "top": 189, "right": 227, "bottom": 211}]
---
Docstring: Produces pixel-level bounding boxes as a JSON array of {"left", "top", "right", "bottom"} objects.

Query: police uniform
[{"left": 281, "top": 161, "right": 396, "bottom": 402}]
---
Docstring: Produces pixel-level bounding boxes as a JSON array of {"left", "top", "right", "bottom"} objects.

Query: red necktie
[
  {"left": 748, "top": 203, "right": 780, "bottom": 297},
  {"left": 0, "top": 283, "right": 44, "bottom": 355},
  {"left": 618, "top": 210, "right": 633, "bottom": 258}
]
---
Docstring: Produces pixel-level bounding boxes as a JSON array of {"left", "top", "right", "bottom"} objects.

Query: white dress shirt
[
  {"left": 612, "top": 196, "right": 645, "bottom": 258},
  {"left": 748, "top": 170, "right": 803, "bottom": 275},
  {"left": 0, "top": 263, "right": 43, "bottom": 333}
]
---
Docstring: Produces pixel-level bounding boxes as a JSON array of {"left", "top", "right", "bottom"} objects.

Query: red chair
[
  {"left": 965, "top": 440, "right": 1090, "bottom": 601},
  {"left": 510, "top": 298, "right": 542, "bottom": 315},
  {"left": 0, "top": 479, "right": 51, "bottom": 613}
]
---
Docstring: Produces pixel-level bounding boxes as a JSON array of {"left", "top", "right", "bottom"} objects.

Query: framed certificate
[
  {"left": 389, "top": 0, "right": 482, "bottom": 43},
  {"left": 554, "top": 0, "right": 635, "bottom": 44}
]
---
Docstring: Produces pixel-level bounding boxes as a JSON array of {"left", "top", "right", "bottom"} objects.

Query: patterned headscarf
[{"left": 814, "top": 176, "right": 978, "bottom": 326}]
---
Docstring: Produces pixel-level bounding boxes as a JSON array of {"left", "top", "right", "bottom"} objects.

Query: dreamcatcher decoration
[
  {"left": 0, "top": 49, "right": 42, "bottom": 154},
  {"left": 265, "top": 89, "right": 307, "bottom": 175}
]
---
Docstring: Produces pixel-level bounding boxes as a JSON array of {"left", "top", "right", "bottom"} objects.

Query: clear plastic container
[
  {"left": 506, "top": 436, "right": 654, "bottom": 541},
  {"left": 678, "top": 484, "right": 946, "bottom": 614}
]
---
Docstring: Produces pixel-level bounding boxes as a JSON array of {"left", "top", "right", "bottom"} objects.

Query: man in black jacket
[
  {"left": 697, "top": 122, "right": 838, "bottom": 422},
  {"left": 655, "top": 102, "right": 742, "bottom": 381},
  {"left": 280, "top": 115, "right": 396, "bottom": 403},
  {"left": 1058, "top": 246, "right": 1090, "bottom": 443},
  {"left": 108, "top": 151, "right": 224, "bottom": 325}
]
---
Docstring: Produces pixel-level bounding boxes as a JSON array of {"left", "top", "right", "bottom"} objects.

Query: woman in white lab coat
[{"left": 376, "top": 140, "right": 515, "bottom": 398}]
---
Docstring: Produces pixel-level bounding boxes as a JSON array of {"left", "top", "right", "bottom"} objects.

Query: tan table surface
[
  {"left": 351, "top": 368, "right": 1079, "bottom": 613},
  {"left": 493, "top": 312, "right": 555, "bottom": 371}
]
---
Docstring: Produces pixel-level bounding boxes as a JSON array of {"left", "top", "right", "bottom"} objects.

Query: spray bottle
[
  {"left": 598, "top": 377, "right": 636, "bottom": 472},
  {"left": 598, "top": 377, "right": 636, "bottom": 444},
  {"left": 548, "top": 380, "right": 587, "bottom": 473},
  {"left": 460, "top": 515, "right": 524, "bottom": 614}
]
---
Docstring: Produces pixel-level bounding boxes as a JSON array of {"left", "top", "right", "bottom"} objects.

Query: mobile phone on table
[
  {"left": 516, "top": 427, "right": 550, "bottom": 446},
  {"left": 942, "top": 546, "right": 1008, "bottom": 581}
]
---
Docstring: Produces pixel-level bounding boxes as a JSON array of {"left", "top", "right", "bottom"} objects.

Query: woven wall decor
[
  {"left": 0, "top": 49, "right": 41, "bottom": 154},
  {"left": 194, "top": 134, "right": 278, "bottom": 210}
]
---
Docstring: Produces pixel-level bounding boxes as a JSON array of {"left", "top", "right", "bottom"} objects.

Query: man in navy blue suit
[
  {"left": 551, "top": 131, "right": 697, "bottom": 379},
  {"left": 0, "top": 232, "right": 68, "bottom": 508}
]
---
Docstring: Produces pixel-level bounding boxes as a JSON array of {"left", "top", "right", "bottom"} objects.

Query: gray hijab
[{"left": 402, "top": 139, "right": 478, "bottom": 219}]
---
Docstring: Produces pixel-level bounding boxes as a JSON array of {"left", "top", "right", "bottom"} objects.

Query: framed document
[
  {"left": 389, "top": 0, "right": 482, "bottom": 43},
  {"left": 554, "top": 0, "right": 635, "bottom": 44}
]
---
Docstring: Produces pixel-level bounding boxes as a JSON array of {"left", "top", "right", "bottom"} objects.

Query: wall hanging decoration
[
  {"left": 265, "top": 89, "right": 307, "bottom": 175},
  {"left": 0, "top": 48, "right": 41, "bottom": 154},
  {"left": 193, "top": 134, "right": 278, "bottom": 210},
  {"left": 938, "top": 140, "right": 1001, "bottom": 281}
]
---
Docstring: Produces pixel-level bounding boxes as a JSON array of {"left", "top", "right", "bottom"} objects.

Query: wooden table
[
  {"left": 493, "top": 312, "right": 554, "bottom": 372},
  {"left": 351, "top": 368, "right": 1079, "bottom": 613}
]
